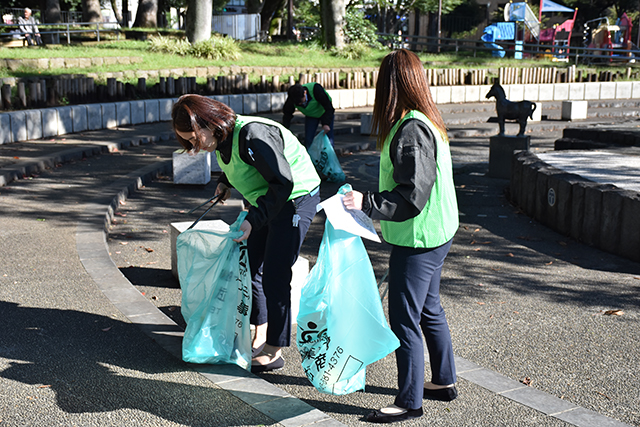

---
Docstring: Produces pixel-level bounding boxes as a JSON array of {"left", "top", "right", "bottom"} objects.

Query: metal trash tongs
[{"left": 187, "top": 194, "right": 221, "bottom": 230}]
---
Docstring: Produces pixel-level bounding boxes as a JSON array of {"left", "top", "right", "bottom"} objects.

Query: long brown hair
[
  {"left": 372, "top": 49, "right": 447, "bottom": 149},
  {"left": 172, "top": 94, "right": 236, "bottom": 152}
]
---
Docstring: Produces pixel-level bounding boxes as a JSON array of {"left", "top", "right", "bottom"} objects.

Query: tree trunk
[
  {"left": 246, "top": 0, "right": 264, "bottom": 14},
  {"left": 186, "top": 0, "right": 212, "bottom": 43},
  {"left": 157, "top": 0, "right": 166, "bottom": 28},
  {"left": 45, "top": 0, "right": 61, "bottom": 23},
  {"left": 321, "top": 0, "right": 345, "bottom": 48},
  {"left": 133, "top": 0, "right": 158, "bottom": 28},
  {"left": 110, "top": 0, "right": 123, "bottom": 25},
  {"left": 259, "top": 0, "right": 286, "bottom": 36},
  {"left": 82, "top": 0, "right": 102, "bottom": 22}
]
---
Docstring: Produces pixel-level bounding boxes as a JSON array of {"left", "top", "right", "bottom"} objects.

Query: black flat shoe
[
  {"left": 251, "top": 343, "right": 265, "bottom": 358},
  {"left": 366, "top": 407, "right": 423, "bottom": 423},
  {"left": 423, "top": 385, "right": 458, "bottom": 401},
  {"left": 251, "top": 350, "right": 284, "bottom": 374}
]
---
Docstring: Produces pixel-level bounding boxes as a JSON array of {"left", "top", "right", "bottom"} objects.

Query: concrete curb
[
  {"left": 510, "top": 151, "right": 640, "bottom": 263},
  {"left": 74, "top": 139, "right": 633, "bottom": 427},
  {"left": 75, "top": 159, "right": 349, "bottom": 427}
]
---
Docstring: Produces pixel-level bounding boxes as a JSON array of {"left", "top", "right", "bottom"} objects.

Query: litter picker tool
[{"left": 187, "top": 194, "right": 221, "bottom": 230}]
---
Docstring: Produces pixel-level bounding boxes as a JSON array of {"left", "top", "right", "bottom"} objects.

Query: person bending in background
[
  {"left": 343, "top": 49, "right": 459, "bottom": 423},
  {"left": 282, "top": 82, "right": 335, "bottom": 148}
]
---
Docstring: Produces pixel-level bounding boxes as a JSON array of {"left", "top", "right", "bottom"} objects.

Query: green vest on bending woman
[{"left": 216, "top": 115, "right": 321, "bottom": 207}]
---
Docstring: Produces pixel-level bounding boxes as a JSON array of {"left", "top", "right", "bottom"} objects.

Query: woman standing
[
  {"left": 343, "top": 49, "right": 459, "bottom": 423},
  {"left": 172, "top": 95, "right": 321, "bottom": 373}
]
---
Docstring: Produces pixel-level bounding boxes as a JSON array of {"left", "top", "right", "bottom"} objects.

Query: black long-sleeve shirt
[
  {"left": 217, "top": 122, "right": 297, "bottom": 231},
  {"left": 362, "top": 119, "right": 438, "bottom": 222},
  {"left": 282, "top": 83, "right": 335, "bottom": 128}
]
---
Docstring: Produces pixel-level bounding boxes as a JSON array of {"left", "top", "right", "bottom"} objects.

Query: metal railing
[
  {"left": 0, "top": 21, "right": 120, "bottom": 45},
  {"left": 382, "top": 33, "right": 639, "bottom": 64}
]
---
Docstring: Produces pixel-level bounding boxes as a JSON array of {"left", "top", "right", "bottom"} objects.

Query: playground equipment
[
  {"left": 583, "top": 13, "right": 636, "bottom": 63},
  {"left": 481, "top": 0, "right": 577, "bottom": 60},
  {"left": 537, "top": 0, "right": 577, "bottom": 61}
]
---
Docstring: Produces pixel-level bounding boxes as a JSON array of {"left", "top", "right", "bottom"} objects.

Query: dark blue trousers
[
  {"left": 388, "top": 240, "right": 456, "bottom": 410},
  {"left": 304, "top": 115, "right": 334, "bottom": 148},
  {"left": 248, "top": 189, "right": 320, "bottom": 347}
]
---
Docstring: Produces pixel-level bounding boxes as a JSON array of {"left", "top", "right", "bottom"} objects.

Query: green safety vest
[
  {"left": 295, "top": 83, "right": 332, "bottom": 118},
  {"left": 379, "top": 110, "right": 458, "bottom": 248},
  {"left": 216, "top": 115, "right": 321, "bottom": 207}
]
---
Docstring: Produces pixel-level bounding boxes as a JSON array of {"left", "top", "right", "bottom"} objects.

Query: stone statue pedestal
[{"left": 488, "top": 135, "right": 530, "bottom": 179}]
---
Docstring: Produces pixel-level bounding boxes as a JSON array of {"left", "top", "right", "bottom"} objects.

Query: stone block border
[
  {"left": 3, "top": 82, "right": 640, "bottom": 144},
  {"left": 1, "top": 56, "right": 144, "bottom": 71},
  {"left": 510, "top": 151, "right": 640, "bottom": 263}
]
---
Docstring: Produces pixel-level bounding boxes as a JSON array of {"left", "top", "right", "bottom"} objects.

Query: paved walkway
[{"left": 1, "top": 101, "right": 639, "bottom": 426}]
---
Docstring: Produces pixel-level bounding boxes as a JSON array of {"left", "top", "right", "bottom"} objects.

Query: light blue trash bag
[
  {"left": 176, "top": 211, "right": 252, "bottom": 370},
  {"left": 308, "top": 131, "right": 346, "bottom": 183},
  {"left": 296, "top": 185, "right": 399, "bottom": 395}
]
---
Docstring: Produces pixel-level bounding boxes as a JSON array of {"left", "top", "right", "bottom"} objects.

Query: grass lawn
[{"left": 1, "top": 39, "right": 635, "bottom": 81}]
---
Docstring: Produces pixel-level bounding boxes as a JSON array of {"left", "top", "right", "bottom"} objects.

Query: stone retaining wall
[
  {"left": 510, "top": 151, "right": 640, "bottom": 263},
  {"left": 3, "top": 82, "right": 640, "bottom": 145},
  {"left": 1, "top": 57, "right": 144, "bottom": 71},
  {"left": 556, "top": 127, "right": 640, "bottom": 150}
]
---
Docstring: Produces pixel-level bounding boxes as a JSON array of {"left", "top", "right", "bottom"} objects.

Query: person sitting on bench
[{"left": 18, "top": 8, "right": 43, "bottom": 46}]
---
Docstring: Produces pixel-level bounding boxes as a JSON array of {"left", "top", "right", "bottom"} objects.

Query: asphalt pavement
[{"left": 1, "top": 100, "right": 639, "bottom": 427}]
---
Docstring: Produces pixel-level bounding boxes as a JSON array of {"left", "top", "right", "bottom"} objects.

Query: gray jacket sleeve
[
  {"left": 361, "top": 119, "right": 438, "bottom": 222},
  {"left": 237, "top": 122, "right": 295, "bottom": 231}
]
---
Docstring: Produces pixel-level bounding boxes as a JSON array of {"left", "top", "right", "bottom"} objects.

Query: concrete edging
[
  {"left": 510, "top": 151, "right": 640, "bottom": 263},
  {"left": 4, "top": 81, "right": 640, "bottom": 145},
  {"left": 75, "top": 155, "right": 344, "bottom": 427}
]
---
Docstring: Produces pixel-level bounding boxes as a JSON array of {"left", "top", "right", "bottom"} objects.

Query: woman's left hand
[
  {"left": 342, "top": 191, "right": 363, "bottom": 211},
  {"left": 233, "top": 220, "right": 252, "bottom": 242}
]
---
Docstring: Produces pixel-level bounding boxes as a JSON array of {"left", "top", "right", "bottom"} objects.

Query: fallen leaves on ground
[
  {"left": 520, "top": 377, "right": 532, "bottom": 386},
  {"left": 604, "top": 309, "right": 624, "bottom": 316}
]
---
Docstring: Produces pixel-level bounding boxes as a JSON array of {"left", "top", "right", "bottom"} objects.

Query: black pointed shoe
[
  {"left": 423, "top": 385, "right": 458, "bottom": 401},
  {"left": 251, "top": 350, "right": 284, "bottom": 374},
  {"left": 366, "top": 407, "right": 423, "bottom": 423}
]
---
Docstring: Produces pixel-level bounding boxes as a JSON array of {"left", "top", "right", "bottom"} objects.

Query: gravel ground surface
[{"left": 107, "top": 119, "right": 640, "bottom": 426}]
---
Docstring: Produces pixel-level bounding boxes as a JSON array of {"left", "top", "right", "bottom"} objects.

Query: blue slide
[
  {"left": 481, "top": 23, "right": 517, "bottom": 58},
  {"left": 481, "top": 27, "right": 505, "bottom": 57}
]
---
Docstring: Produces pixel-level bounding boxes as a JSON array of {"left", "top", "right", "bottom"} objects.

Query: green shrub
[
  {"left": 190, "top": 35, "right": 240, "bottom": 60},
  {"left": 147, "top": 35, "right": 240, "bottom": 60},
  {"left": 344, "top": 9, "right": 381, "bottom": 48},
  {"left": 332, "top": 41, "right": 371, "bottom": 60}
]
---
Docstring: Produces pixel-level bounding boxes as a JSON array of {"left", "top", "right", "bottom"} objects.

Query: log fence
[{"left": 1, "top": 65, "right": 639, "bottom": 112}]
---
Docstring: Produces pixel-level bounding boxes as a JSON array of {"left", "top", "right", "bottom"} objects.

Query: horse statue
[{"left": 486, "top": 83, "right": 537, "bottom": 136}]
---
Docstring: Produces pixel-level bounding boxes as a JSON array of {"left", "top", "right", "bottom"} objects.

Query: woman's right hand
[
  {"left": 342, "top": 191, "right": 363, "bottom": 211},
  {"left": 215, "top": 183, "right": 231, "bottom": 202}
]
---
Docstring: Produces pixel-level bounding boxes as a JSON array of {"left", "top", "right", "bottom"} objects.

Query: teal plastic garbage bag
[
  {"left": 296, "top": 189, "right": 399, "bottom": 395},
  {"left": 308, "top": 131, "right": 346, "bottom": 183},
  {"left": 176, "top": 212, "right": 252, "bottom": 370}
]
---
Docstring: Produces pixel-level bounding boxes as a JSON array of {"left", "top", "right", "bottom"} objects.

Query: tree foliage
[
  {"left": 562, "top": 0, "right": 638, "bottom": 23},
  {"left": 344, "top": 8, "right": 380, "bottom": 46}
]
